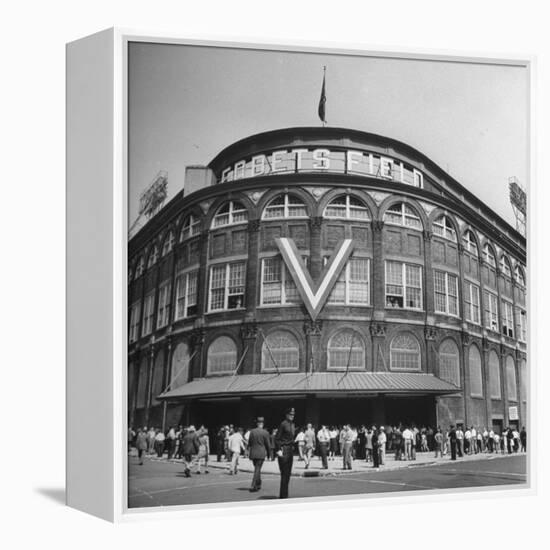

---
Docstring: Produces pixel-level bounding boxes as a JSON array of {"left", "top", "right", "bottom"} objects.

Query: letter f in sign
[{"left": 275, "top": 237, "right": 354, "bottom": 320}]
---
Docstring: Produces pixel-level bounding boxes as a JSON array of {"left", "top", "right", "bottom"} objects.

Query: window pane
[
  {"left": 390, "top": 334, "right": 420, "bottom": 370},
  {"left": 207, "top": 336, "right": 237, "bottom": 374},
  {"left": 506, "top": 356, "right": 517, "bottom": 401},
  {"left": 328, "top": 330, "right": 364, "bottom": 369},
  {"left": 489, "top": 350, "right": 501, "bottom": 399},
  {"left": 439, "top": 339, "right": 460, "bottom": 386},
  {"left": 262, "top": 330, "right": 300, "bottom": 371},
  {"left": 469, "top": 346, "right": 483, "bottom": 397}
]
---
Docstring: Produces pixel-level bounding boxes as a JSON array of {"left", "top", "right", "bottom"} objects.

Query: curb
[{"left": 142, "top": 452, "right": 524, "bottom": 477}]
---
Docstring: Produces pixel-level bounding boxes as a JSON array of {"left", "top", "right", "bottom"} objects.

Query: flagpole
[
  {"left": 322, "top": 66, "right": 326, "bottom": 128},
  {"left": 318, "top": 66, "right": 327, "bottom": 127}
]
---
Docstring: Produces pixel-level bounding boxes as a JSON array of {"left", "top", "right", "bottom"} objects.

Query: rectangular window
[
  {"left": 142, "top": 292, "right": 155, "bottom": 336},
  {"left": 385, "top": 261, "right": 422, "bottom": 310},
  {"left": 261, "top": 256, "right": 298, "bottom": 305},
  {"left": 464, "top": 281, "right": 480, "bottom": 324},
  {"left": 328, "top": 257, "right": 370, "bottom": 305},
  {"left": 501, "top": 300, "right": 514, "bottom": 338},
  {"left": 175, "top": 270, "right": 198, "bottom": 320},
  {"left": 156, "top": 282, "right": 171, "bottom": 329},
  {"left": 413, "top": 169, "right": 423, "bottom": 188},
  {"left": 483, "top": 290, "right": 499, "bottom": 332},
  {"left": 208, "top": 261, "right": 246, "bottom": 311},
  {"left": 129, "top": 301, "right": 141, "bottom": 343},
  {"left": 433, "top": 270, "right": 459, "bottom": 316}
]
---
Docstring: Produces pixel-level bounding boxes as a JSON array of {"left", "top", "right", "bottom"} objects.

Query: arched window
[
  {"left": 438, "top": 338, "right": 460, "bottom": 387},
  {"left": 207, "top": 336, "right": 237, "bottom": 375},
  {"left": 390, "top": 333, "right": 421, "bottom": 371},
  {"left": 383, "top": 202, "right": 422, "bottom": 230},
  {"left": 489, "top": 350, "right": 501, "bottom": 399},
  {"left": 147, "top": 244, "right": 159, "bottom": 268},
  {"left": 171, "top": 342, "right": 191, "bottom": 389},
  {"left": 483, "top": 243, "right": 496, "bottom": 267},
  {"left": 261, "top": 330, "right": 300, "bottom": 372},
  {"left": 324, "top": 195, "right": 370, "bottom": 220},
  {"left": 500, "top": 256, "right": 512, "bottom": 278},
  {"left": 134, "top": 256, "right": 144, "bottom": 278},
  {"left": 327, "top": 329, "right": 365, "bottom": 370},
  {"left": 212, "top": 201, "right": 248, "bottom": 228},
  {"left": 262, "top": 193, "right": 307, "bottom": 219},
  {"left": 469, "top": 345, "right": 483, "bottom": 397},
  {"left": 433, "top": 215, "right": 457, "bottom": 242},
  {"left": 506, "top": 356, "right": 517, "bottom": 401},
  {"left": 181, "top": 214, "right": 201, "bottom": 241},
  {"left": 161, "top": 230, "right": 175, "bottom": 256},
  {"left": 462, "top": 230, "right": 479, "bottom": 257},
  {"left": 515, "top": 265, "right": 526, "bottom": 287},
  {"left": 151, "top": 350, "right": 165, "bottom": 404}
]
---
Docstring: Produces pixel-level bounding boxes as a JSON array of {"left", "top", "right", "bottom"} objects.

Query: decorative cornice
[
  {"left": 304, "top": 319, "right": 323, "bottom": 336},
  {"left": 371, "top": 220, "right": 384, "bottom": 233},
  {"left": 247, "top": 219, "right": 261, "bottom": 233},
  {"left": 190, "top": 328, "right": 206, "bottom": 348},
  {"left": 241, "top": 322, "right": 258, "bottom": 340},
  {"left": 425, "top": 325, "right": 437, "bottom": 341},
  {"left": 369, "top": 322, "right": 387, "bottom": 337},
  {"left": 309, "top": 216, "right": 323, "bottom": 229}
]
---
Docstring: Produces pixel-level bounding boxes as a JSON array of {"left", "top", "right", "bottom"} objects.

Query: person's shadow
[{"left": 34, "top": 488, "right": 66, "bottom": 505}]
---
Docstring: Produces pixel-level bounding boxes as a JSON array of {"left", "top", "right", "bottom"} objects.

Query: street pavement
[{"left": 128, "top": 451, "right": 527, "bottom": 508}]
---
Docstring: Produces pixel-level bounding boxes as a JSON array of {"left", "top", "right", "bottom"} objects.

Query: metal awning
[{"left": 158, "top": 372, "right": 460, "bottom": 401}]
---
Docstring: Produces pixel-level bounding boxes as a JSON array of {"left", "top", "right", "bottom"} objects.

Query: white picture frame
[{"left": 66, "top": 28, "right": 534, "bottom": 522}]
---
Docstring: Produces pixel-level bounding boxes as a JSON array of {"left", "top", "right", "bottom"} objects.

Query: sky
[{"left": 128, "top": 42, "right": 528, "bottom": 229}]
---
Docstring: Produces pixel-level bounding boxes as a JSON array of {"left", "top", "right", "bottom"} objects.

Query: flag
[{"left": 318, "top": 70, "right": 326, "bottom": 123}]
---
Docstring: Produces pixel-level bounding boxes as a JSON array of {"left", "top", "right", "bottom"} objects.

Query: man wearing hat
[
  {"left": 247, "top": 416, "right": 272, "bottom": 492},
  {"left": 274, "top": 407, "right": 296, "bottom": 498}
]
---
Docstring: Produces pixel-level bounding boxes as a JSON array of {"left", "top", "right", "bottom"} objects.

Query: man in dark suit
[
  {"left": 247, "top": 416, "right": 271, "bottom": 492},
  {"left": 448, "top": 424, "right": 457, "bottom": 461},
  {"left": 181, "top": 425, "right": 200, "bottom": 477},
  {"left": 274, "top": 407, "right": 296, "bottom": 498}
]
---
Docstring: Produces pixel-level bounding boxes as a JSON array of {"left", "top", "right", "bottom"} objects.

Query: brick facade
[{"left": 128, "top": 127, "right": 527, "bottom": 433}]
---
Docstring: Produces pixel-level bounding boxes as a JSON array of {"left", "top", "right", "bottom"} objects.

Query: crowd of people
[{"left": 129, "top": 421, "right": 527, "bottom": 471}]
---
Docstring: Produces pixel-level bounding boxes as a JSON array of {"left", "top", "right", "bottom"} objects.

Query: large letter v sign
[{"left": 275, "top": 237, "right": 354, "bottom": 320}]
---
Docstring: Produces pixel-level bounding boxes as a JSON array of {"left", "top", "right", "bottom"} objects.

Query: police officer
[{"left": 274, "top": 407, "right": 296, "bottom": 499}]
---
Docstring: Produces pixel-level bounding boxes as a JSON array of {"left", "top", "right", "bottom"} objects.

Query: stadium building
[{"left": 128, "top": 127, "right": 527, "bottom": 434}]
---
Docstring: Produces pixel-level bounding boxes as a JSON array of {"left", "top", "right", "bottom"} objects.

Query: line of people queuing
[{"left": 129, "top": 422, "right": 527, "bottom": 473}]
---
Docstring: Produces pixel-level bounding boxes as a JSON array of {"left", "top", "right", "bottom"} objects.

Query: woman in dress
[{"left": 196, "top": 427, "right": 210, "bottom": 474}]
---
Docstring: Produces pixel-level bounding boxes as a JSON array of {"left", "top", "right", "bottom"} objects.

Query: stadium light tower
[
  {"left": 129, "top": 171, "right": 168, "bottom": 237},
  {"left": 508, "top": 176, "right": 526, "bottom": 237}
]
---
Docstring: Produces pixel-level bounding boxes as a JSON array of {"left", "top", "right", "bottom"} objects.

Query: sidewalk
[{"left": 147, "top": 450, "right": 523, "bottom": 477}]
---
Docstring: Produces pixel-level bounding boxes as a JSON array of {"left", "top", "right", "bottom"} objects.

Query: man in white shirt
[
  {"left": 341, "top": 425, "right": 354, "bottom": 470},
  {"left": 402, "top": 427, "right": 413, "bottom": 460},
  {"left": 470, "top": 427, "right": 477, "bottom": 454},
  {"left": 228, "top": 427, "right": 246, "bottom": 475},
  {"left": 456, "top": 426, "right": 464, "bottom": 457},
  {"left": 303, "top": 423, "right": 316, "bottom": 469},
  {"left": 488, "top": 429, "right": 495, "bottom": 453},
  {"left": 378, "top": 426, "right": 387, "bottom": 465},
  {"left": 154, "top": 429, "right": 166, "bottom": 458},
  {"left": 317, "top": 425, "right": 330, "bottom": 469},
  {"left": 464, "top": 428, "right": 472, "bottom": 455}
]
